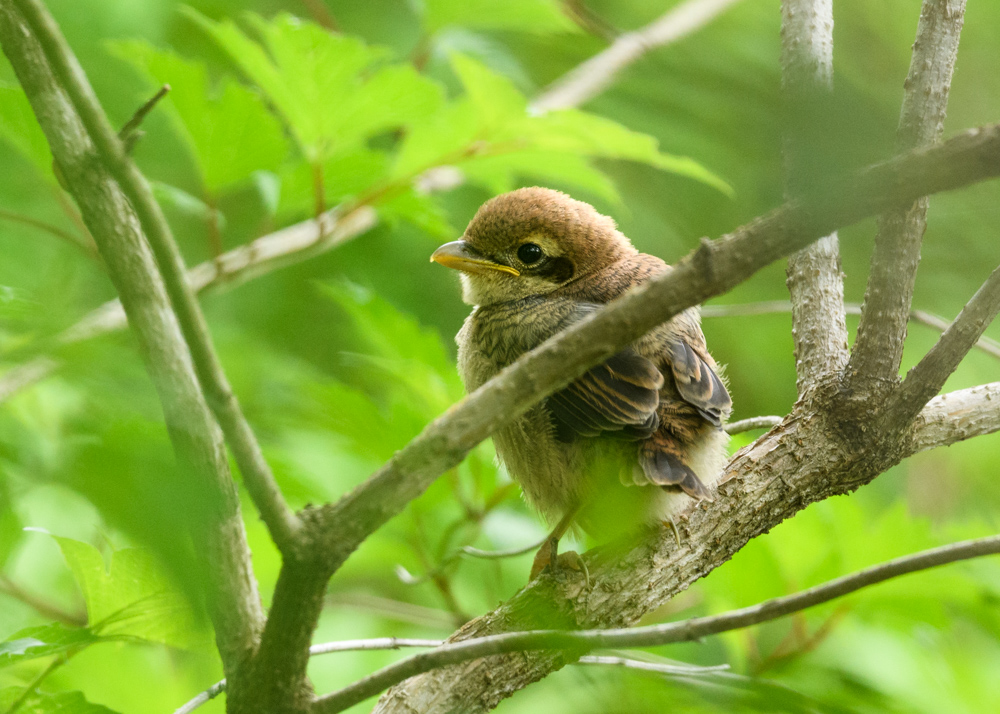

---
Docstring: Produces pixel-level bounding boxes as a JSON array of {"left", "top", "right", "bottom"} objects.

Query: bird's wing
[
  {"left": 548, "top": 347, "right": 664, "bottom": 442},
  {"left": 544, "top": 302, "right": 665, "bottom": 442},
  {"left": 664, "top": 328, "right": 732, "bottom": 428}
]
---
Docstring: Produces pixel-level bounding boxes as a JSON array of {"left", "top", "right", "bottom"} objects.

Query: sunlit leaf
[
  {"left": 0, "top": 624, "right": 102, "bottom": 668},
  {"left": 51, "top": 535, "right": 199, "bottom": 649},
  {"left": 110, "top": 41, "right": 288, "bottom": 193}
]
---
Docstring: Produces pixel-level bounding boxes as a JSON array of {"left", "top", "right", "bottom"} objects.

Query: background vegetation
[{"left": 1, "top": 0, "right": 999, "bottom": 712}]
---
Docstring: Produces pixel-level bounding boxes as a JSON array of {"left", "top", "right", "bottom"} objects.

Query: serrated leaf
[
  {"left": 0, "top": 687, "right": 121, "bottom": 714},
  {"left": 150, "top": 182, "right": 225, "bottom": 230},
  {"left": 0, "top": 84, "right": 53, "bottom": 179},
  {"left": 390, "top": 99, "right": 480, "bottom": 180},
  {"left": 378, "top": 188, "right": 454, "bottom": 237},
  {"left": 460, "top": 151, "right": 620, "bottom": 203},
  {"left": 52, "top": 536, "right": 198, "bottom": 649},
  {"left": 276, "top": 149, "right": 388, "bottom": 218},
  {"left": 523, "top": 109, "right": 734, "bottom": 196},
  {"left": 0, "top": 624, "right": 102, "bottom": 669},
  {"left": 185, "top": 11, "right": 441, "bottom": 163},
  {"left": 450, "top": 53, "right": 526, "bottom": 132},
  {"left": 423, "top": 0, "right": 575, "bottom": 34},
  {"left": 110, "top": 41, "right": 288, "bottom": 193}
]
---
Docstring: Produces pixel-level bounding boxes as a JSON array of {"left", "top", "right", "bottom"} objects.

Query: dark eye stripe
[{"left": 535, "top": 256, "right": 575, "bottom": 283}]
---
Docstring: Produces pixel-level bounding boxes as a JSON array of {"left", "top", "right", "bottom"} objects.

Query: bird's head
[{"left": 431, "top": 187, "right": 636, "bottom": 306}]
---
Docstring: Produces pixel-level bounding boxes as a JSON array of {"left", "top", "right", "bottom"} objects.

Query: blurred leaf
[
  {"left": 150, "top": 181, "right": 225, "bottom": 229},
  {"left": 50, "top": 535, "right": 199, "bottom": 649},
  {"left": 450, "top": 52, "right": 527, "bottom": 131},
  {"left": 459, "top": 151, "right": 620, "bottom": 203},
  {"left": 0, "top": 472, "right": 22, "bottom": 568},
  {"left": 0, "top": 687, "right": 121, "bottom": 713},
  {"left": 276, "top": 149, "right": 388, "bottom": 218},
  {"left": 422, "top": 0, "right": 576, "bottom": 34},
  {"left": 378, "top": 188, "right": 454, "bottom": 237},
  {"left": 110, "top": 41, "right": 288, "bottom": 194},
  {"left": 0, "top": 84, "right": 52, "bottom": 179},
  {"left": 185, "top": 11, "right": 442, "bottom": 163},
  {"left": 0, "top": 623, "right": 102, "bottom": 668}
]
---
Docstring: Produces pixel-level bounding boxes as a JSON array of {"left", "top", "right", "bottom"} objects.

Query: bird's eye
[{"left": 517, "top": 243, "right": 543, "bottom": 265}]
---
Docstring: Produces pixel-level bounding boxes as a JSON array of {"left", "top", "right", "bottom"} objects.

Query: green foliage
[{"left": 1, "top": 0, "right": 999, "bottom": 712}]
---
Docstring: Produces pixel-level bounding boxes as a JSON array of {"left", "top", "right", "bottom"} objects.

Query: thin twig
[
  {"left": 575, "top": 655, "right": 730, "bottom": 676},
  {"left": 315, "top": 534, "right": 1000, "bottom": 712},
  {"left": 10, "top": 0, "right": 301, "bottom": 554},
  {"left": 725, "top": 416, "right": 783, "bottom": 434},
  {"left": 700, "top": 300, "right": 1000, "bottom": 361},
  {"left": 0, "top": 574, "right": 86, "bottom": 627},
  {"left": 890, "top": 265, "right": 1000, "bottom": 424},
  {"left": 532, "top": 0, "right": 745, "bottom": 112},
  {"left": 2, "top": 654, "right": 67, "bottom": 714},
  {"left": 848, "top": 0, "right": 967, "bottom": 389},
  {"left": 117, "top": 83, "right": 169, "bottom": 142},
  {"left": 461, "top": 535, "right": 550, "bottom": 560}
]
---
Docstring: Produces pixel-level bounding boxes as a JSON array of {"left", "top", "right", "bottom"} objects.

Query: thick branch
[
  {"left": 315, "top": 535, "right": 1000, "bottom": 712},
  {"left": 243, "top": 123, "right": 1000, "bottom": 707},
  {"left": 0, "top": 0, "right": 264, "bottom": 674},
  {"left": 889, "top": 266, "right": 1000, "bottom": 424},
  {"left": 781, "top": 0, "right": 849, "bottom": 392},
  {"left": 369, "top": 378, "right": 1000, "bottom": 714},
  {"left": 848, "top": 0, "right": 967, "bottom": 391},
  {"left": 531, "top": 0, "right": 745, "bottom": 112},
  {"left": 10, "top": 0, "right": 300, "bottom": 553},
  {"left": 316, "top": 124, "right": 1000, "bottom": 575}
]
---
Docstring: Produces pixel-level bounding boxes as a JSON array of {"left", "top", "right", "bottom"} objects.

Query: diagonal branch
[
  {"left": 236, "top": 123, "right": 1000, "bottom": 709},
  {"left": 780, "top": 0, "right": 849, "bottom": 393},
  {"left": 848, "top": 0, "right": 967, "bottom": 392},
  {"left": 9, "top": 0, "right": 301, "bottom": 553},
  {"left": 0, "top": 0, "right": 264, "bottom": 674},
  {"left": 888, "top": 265, "right": 1000, "bottom": 425},
  {"left": 318, "top": 534, "right": 1000, "bottom": 712},
  {"left": 531, "top": 0, "right": 745, "bottom": 112},
  {"left": 369, "top": 376, "right": 1000, "bottom": 714}
]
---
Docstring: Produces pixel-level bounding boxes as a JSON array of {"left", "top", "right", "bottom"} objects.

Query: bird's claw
[
  {"left": 662, "top": 519, "right": 681, "bottom": 545},
  {"left": 530, "top": 538, "right": 590, "bottom": 588}
]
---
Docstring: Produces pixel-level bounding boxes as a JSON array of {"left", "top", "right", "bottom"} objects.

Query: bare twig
[
  {"left": 117, "top": 83, "right": 169, "bottom": 144},
  {"left": 890, "top": 266, "right": 1000, "bottom": 424},
  {"left": 848, "top": 0, "right": 967, "bottom": 392},
  {"left": 909, "top": 381, "right": 1000, "bottom": 453},
  {"left": 532, "top": 0, "right": 745, "bottom": 112},
  {"left": 574, "top": 655, "right": 730, "bottom": 676},
  {"left": 700, "top": 300, "right": 1000, "bottom": 361},
  {"left": 0, "top": 574, "right": 86, "bottom": 626},
  {"left": 725, "top": 416, "right": 783, "bottom": 434},
  {"left": 780, "top": 0, "right": 849, "bottom": 393},
  {"left": 318, "top": 534, "right": 1000, "bottom": 712},
  {"left": 0, "top": 0, "right": 265, "bottom": 674}
]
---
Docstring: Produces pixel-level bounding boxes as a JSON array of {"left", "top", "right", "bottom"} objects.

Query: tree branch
[
  {"left": 0, "top": 574, "right": 86, "bottom": 627},
  {"left": 229, "top": 123, "right": 1000, "bottom": 710},
  {"left": 889, "top": 266, "right": 1000, "bottom": 425},
  {"left": 316, "top": 534, "right": 1000, "bottom": 712},
  {"left": 909, "top": 381, "right": 1000, "bottom": 453},
  {"left": 848, "top": 0, "right": 967, "bottom": 392},
  {"left": 9, "top": 0, "right": 301, "bottom": 554},
  {"left": 531, "top": 0, "right": 745, "bottom": 112},
  {"left": 0, "top": 0, "right": 264, "bottom": 675},
  {"left": 780, "top": 0, "right": 849, "bottom": 393}
]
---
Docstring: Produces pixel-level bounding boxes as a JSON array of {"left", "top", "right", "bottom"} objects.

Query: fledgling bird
[{"left": 432, "top": 187, "right": 731, "bottom": 575}]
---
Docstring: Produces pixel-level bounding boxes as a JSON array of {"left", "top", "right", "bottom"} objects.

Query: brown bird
[{"left": 432, "top": 187, "right": 731, "bottom": 577}]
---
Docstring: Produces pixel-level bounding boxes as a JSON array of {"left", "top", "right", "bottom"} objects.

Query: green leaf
[
  {"left": 0, "top": 624, "right": 102, "bottom": 669},
  {"left": 185, "top": 11, "right": 442, "bottom": 164},
  {"left": 110, "top": 41, "right": 288, "bottom": 194},
  {"left": 459, "top": 151, "right": 620, "bottom": 204},
  {"left": 276, "top": 149, "right": 388, "bottom": 218},
  {"left": 0, "top": 687, "right": 121, "bottom": 714},
  {"left": 523, "top": 109, "right": 734, "bottom": 196},
  {"left": 378, "top": 188, "right": 454, "bottom": 237},
  {"left": 450, "top": 52, "right": 527, "bottom": 131},
  {"left": 423, "top": 0, "right": 576, "bottom": 34},
  {"left": 150, "top": 182, "right": 225, "bottom": 230},
  {"left": 0, "top": 84, "right": 53, "bottom": 179},
  {"left": 390, "top": 99, "right": 480, "bottom": 180},
  {"left": 51, "top": 536, "right": 199, "bottom": 649}
]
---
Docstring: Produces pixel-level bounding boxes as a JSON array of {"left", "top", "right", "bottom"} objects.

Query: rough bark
[
  {"left": 781, "top": 0, "right": 850, "bottom": 392},
  {"left": 0, "top": 0, "right": 264, "bottom": 676}
]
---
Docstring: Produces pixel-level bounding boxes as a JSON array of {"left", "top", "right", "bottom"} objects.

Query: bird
[{"left": 431, "top": 187, "right": 731, "bottom": 577}]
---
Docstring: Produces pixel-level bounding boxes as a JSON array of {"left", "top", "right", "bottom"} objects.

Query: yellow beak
[{"left": 430, "top": 241, "right": 520, "bottom": 276}]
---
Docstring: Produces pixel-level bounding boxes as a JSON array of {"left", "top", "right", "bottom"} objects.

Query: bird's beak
[{"left": 430, "top": 240, "right": 520, "bottom": 276}]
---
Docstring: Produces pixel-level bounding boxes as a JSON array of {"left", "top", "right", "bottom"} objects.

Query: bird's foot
[{"left": 530, "top": 538, "right": 590, "bottom": 587}]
